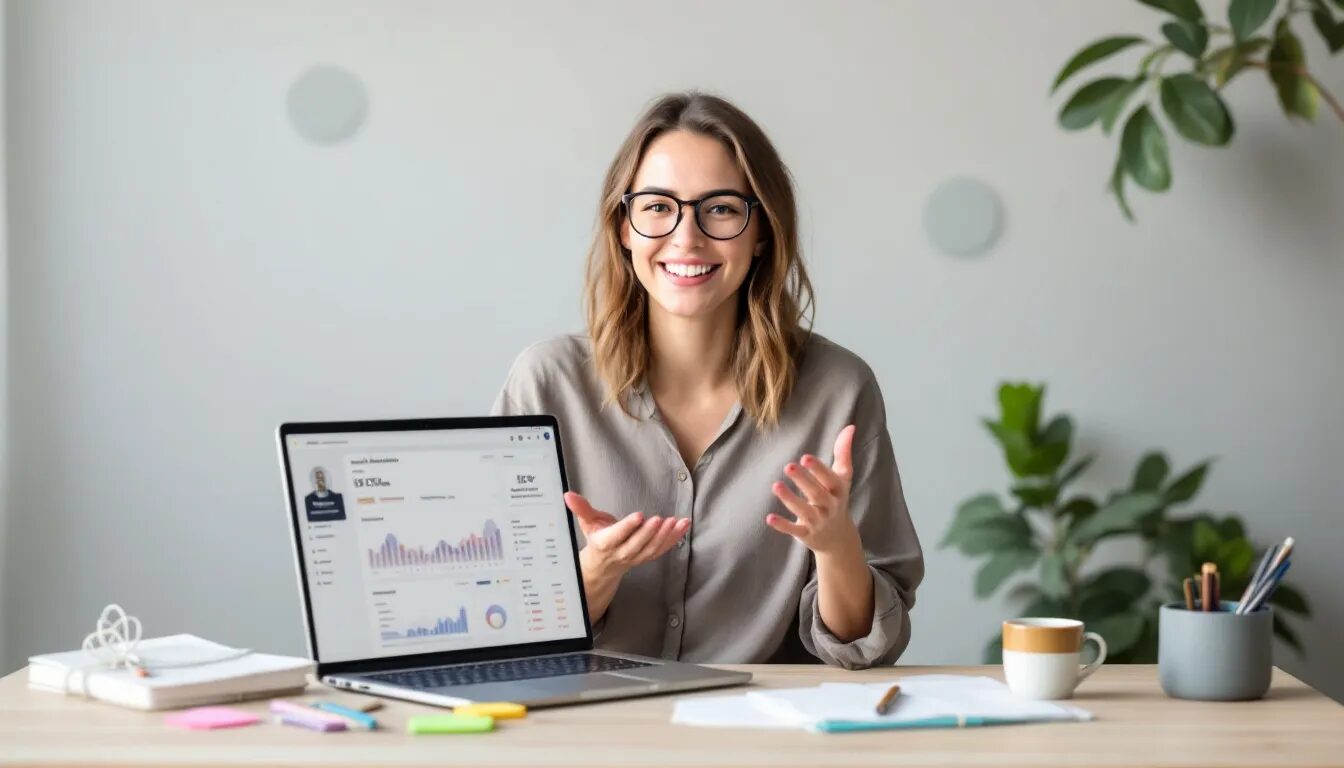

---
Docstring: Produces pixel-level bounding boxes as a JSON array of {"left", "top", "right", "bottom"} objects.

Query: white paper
[{"left": 671, "top": 675, "right": 1093, "bottom": 730}]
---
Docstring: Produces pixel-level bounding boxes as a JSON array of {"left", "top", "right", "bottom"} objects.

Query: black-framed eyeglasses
[{"left": 621, "top": 190, "right": 762, "bottom": 241}]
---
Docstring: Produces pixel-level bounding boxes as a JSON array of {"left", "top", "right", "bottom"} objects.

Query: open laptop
[{"left": 276, "top": 416, "right": 751, "bottom": 708}]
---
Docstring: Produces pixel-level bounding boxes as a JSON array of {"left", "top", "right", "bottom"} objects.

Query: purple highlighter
[{"left": 269, "top": 700, "right": 348, "bottom": 732}]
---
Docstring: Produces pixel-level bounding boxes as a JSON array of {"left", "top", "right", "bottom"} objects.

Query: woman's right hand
[{"left": 563, "top": 491, "right": 689, "bottom": 623}]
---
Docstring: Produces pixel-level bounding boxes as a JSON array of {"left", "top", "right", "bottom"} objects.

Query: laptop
[{"left": 276, "top": 416, "right": 751, "bottom": 708}]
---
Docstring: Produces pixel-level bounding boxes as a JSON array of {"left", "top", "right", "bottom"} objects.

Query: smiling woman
[{"left": 490, "top": 92, "right": 924, "bottom": 670}]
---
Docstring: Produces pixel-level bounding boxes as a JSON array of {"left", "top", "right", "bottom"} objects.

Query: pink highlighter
[{"left": 269, "top": 700, "right": 348, "bottom": 732}]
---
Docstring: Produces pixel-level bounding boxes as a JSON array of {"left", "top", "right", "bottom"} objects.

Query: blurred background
[{"left": 2, "top": 0, "right": 1341, "bottom": 701}]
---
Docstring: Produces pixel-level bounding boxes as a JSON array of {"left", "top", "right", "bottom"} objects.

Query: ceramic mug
[{"left": 1002, "top": 617, "right": 1107, "bottom": 700}]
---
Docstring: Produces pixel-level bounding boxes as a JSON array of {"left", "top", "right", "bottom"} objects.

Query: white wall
[{"left": 4, "top": 0, "right": 1342, "bottom": 699}]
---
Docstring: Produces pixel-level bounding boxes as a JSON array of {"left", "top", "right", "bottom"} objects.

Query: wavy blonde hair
[{"left": 584, "top": 92, "right": 815, "bottom": 430}]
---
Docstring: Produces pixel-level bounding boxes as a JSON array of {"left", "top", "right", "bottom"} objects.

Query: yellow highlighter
[
  {"left": 406, "top": 714, "right": 495, "bottom": 734},
  {"left": 454, "top": 702, "right": 527, "bottom": 720}
]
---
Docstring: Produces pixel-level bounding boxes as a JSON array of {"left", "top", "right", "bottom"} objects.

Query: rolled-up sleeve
[{"left": 798, "top": 423, "right": 924, "bottom": 669}]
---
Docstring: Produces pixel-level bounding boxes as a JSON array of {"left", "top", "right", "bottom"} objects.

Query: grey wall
[
  {"left": 0, "top": 0, "right": 8, "bottom": 669},
  {"left": 4, "top": 0, "right": 1342, "bottom": 700}
]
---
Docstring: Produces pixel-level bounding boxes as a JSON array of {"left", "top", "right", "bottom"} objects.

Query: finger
[
  {"left": 831, "top": 424, "right": 857, "bottom": 479},
  {"left": 614, "top": 515, "right": 665, "bottom": 561},
  {"left": 589, "top": 510, "right": 644, "bottom": 549},
  {"left": 772, "top": 482, "right": 821, "bottom": 525},
  {"left": 784, "top": 462, "right": 828, "bottom": 505},
  {"left": 634, "top": 517, "right": 680, "bottom": 562},
  {"left": 765, "top": 512, "right": 808, "bottom": 539},
  {"left": 565, "top": 492, "right": 617, "bottom": 526},
  {"left": 800, "top": 454, "right": 842, "bottom": 495}
]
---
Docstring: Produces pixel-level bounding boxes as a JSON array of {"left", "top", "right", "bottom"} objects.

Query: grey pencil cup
[{"left": 1158, "top": 601, "right": 1273, "bottom": 701}]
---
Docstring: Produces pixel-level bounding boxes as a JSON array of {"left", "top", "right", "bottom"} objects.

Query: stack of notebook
[{"left": 28, "top": 634, "right": 313, "bottom": 711}]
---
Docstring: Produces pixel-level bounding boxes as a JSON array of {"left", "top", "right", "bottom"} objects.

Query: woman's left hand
[{"left": 766, "top": 424, "right": 862, "bottom": 557}]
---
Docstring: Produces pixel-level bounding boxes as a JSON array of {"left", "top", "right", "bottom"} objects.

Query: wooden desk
[{"left": 2, "top": 664, "right": 1341, "bottom": 767}]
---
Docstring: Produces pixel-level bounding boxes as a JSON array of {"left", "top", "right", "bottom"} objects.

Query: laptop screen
[{"left": 281, "top": 423, "right": 587, "bottom": 663}]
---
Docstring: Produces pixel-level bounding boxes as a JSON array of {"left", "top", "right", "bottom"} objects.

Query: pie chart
[{"left": 485, "top": 604, "right": 507, "bottom": 630}]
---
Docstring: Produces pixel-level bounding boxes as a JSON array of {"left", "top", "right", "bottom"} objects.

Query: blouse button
[
  {"left": 676, "top": 470, "right": 688, "bottom": 482},
  {"left": 668, "top": 614, "right": 682, "bottom": 628}
]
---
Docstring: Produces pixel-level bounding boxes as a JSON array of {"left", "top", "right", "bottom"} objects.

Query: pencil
[
  {"left": 1182, "top": 577, "right": 1195, "bottom": 611},
  {"left": 1201, "top": 563, "right": 1217, "bottom": 612},
  {"left": 874, "top": 684, "right": 901, "bottom": 715}
]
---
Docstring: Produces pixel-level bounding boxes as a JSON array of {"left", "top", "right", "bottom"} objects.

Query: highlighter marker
[{"left": 311, "top": 701, "right": 379, "bottom": 729}]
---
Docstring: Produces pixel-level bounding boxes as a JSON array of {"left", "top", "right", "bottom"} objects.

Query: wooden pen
[{"left": 875, "top": 684, "right": 901, "bottom": 715}]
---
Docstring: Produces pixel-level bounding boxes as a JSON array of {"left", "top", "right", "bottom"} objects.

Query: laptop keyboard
[{"left": 366, "top": 653, "right": 654, "bottom": 688}]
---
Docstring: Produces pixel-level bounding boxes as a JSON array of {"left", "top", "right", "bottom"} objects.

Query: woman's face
[{"left": 622, "top": 130, "right": 763, "bottom": 323}]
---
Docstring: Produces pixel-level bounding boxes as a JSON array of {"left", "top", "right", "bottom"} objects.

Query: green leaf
[
  {"left": 1039, "top": 552, "right": 1069, "bottom": 598},
  {"left": 1165, "top": 460, "right": 1211, "bottom": 503},
  {"left": 1085, "top": 567, "right": 1153, "bottom": 600},
  {"left": 1058, "top": 456, "right": 1094, "bottom": 490},
  {"left": 1216, "top": 537, "right": 1256, "bottom": 582},
  {"left": 975, "top": 548, "right": 1040, "bottom": 598},
  {"left": 1217, "top": 517, "right": 1246, "bottom": 541},
  {"left": 997, "top": 383, "right": 1042, "bottom": 435},
  {"left": 942, "top": 493, "right": 1007, "bottom": 547},
  {"left": 1162, "top": 20, "right": 1210, "bottom": 58},
  {"left": 1059, "top": 496, "right": 1099, "bottom": 526},
  {"left": 1052, "top": 36, "right": 1148, "bottom": 94},
  {"left": 1138, "top": 0, "right": 1205, "bottom": 23},
  {"left": 1011, "top": 479, "right": 1058, "bottom": 508},
  {"left": 1268, "top": 19, "right": 1320, "bottom": 121},
  {"left": 1312, "top": 8, "right": 1344, "bottom": 53},
  {"left": 1110, "top": 160, "right": 1135, "bottom": 222},
  {"left": 1229, "top": 0, "right": 1278, "bottom": 41},
  {"left": 1060, "top": 78, "right": 1134, "bottom": 131},
  {"left": 1273, "top": 614, "right": 1304, "bottom": 655},
  {"left": 1160, "top": 74, "right": 1235, "bottom": 146},
  {"left": 961, "top": 516, "right": 1034, "bottom": 555},
  {"left": 1120, "top": 107, "right": 1172, "bottom": 192},
  {"left": 1201, "top": 39, "right": 1271, "bottom": 87},
  {"left": 1270, "top": 582, "right": 1310, "bottom": 615},
  {"left": 1090, "top": 610, "right": 1146, "bottom": 655},
  {"left": 1068, "top": 491, "right": 1164, "bottom": 545},
  {"left": 1021, "top": 416, "right": 1072, "bottom": 476},
  {"left": 1100, "top": 78, "right": 1145, "bottom": 134},
  {"left": 984, "top": 420, "right": 1035, "bottom": 477},
  {"left": 1132, "top": 452, "right": 1170, "bottom": 491},
  {"left": 1021, "top": 593, "right": 1072, "bottom": 619}
]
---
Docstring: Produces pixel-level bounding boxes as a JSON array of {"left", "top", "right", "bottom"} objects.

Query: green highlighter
[{"left": 406, "top": 714, "right": 495, "bottom": 734}]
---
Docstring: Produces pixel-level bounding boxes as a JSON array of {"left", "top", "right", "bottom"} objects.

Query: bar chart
[
  {"left": 379, "top": 606, "right": 470, "bottom": 642},
  {"left": 367, "top": 520, "right": 504, "bottom": 571}
]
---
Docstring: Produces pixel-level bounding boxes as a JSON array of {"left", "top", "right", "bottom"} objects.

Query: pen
[
  {"left": 1182, "top": 577, "right": 1195, "bottom": 611},
  {"left": 874, "top": 684, "right": 901, "bottom": 715},
  {"left": 311, "top": 701, "right": 379, "bottom": 730},
  {"left": 1238, "top": 537, "right": 1295, "bottom": 614},
  {"left": 1238, "top": 545, "right": 1278, "bottom": 607}
]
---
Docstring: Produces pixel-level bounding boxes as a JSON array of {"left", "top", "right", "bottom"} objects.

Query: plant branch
[{"left": 1246, "top": 60, "right": 1344, "bottom": 125}]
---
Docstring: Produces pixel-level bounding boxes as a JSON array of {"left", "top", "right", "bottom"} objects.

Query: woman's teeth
[{"left": 661, "top": 262, "right": 719, "bottom": 277}]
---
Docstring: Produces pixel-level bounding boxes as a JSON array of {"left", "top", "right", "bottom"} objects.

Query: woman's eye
[
  {"left": 708, "top": 205, "right": 739, "bottom": 216},
  {"left": 645, "top": 203, "right": 672, "bottom": 213}
]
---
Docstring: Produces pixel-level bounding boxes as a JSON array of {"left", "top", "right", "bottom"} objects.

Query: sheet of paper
[{"left": 671, "top": 693, "right": 798, "bottom": 729}]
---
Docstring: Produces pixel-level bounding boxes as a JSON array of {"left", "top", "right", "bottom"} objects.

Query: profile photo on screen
[{"left": 303, "top": 466, "right": 346, "bottom": 522}]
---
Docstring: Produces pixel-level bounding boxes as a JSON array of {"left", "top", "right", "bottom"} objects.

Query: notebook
[
  {"left": 28, "top": 634, "right": 313, "bottom": 711},
  {"left": 673, "top": 674, "right": 1094, "bottom": 733}
]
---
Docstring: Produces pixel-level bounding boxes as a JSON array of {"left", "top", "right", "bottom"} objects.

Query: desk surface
[{"left": 2, "top": 664, "right": 1341, "bottom": 768}]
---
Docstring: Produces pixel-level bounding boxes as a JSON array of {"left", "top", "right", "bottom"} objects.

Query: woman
[{"left": 492, "top": 92, "right": 922, "bottom": 670}]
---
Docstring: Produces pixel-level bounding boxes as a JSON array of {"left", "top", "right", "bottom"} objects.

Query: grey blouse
[{"left": 490, "top": 333, "right": 924, "bottom": 669}]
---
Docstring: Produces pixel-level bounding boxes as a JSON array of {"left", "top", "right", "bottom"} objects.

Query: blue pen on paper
[
  {"left": 815, "top": 715, "right": 1026, "bottom": 733},
  {"left": 311, "top": 700, "right": 379, "bottom": 730}
]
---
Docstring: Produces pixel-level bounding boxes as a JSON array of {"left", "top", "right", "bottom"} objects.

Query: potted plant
[{"left": 941, "top": 383, "right": 1311, "bottom": 662}]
